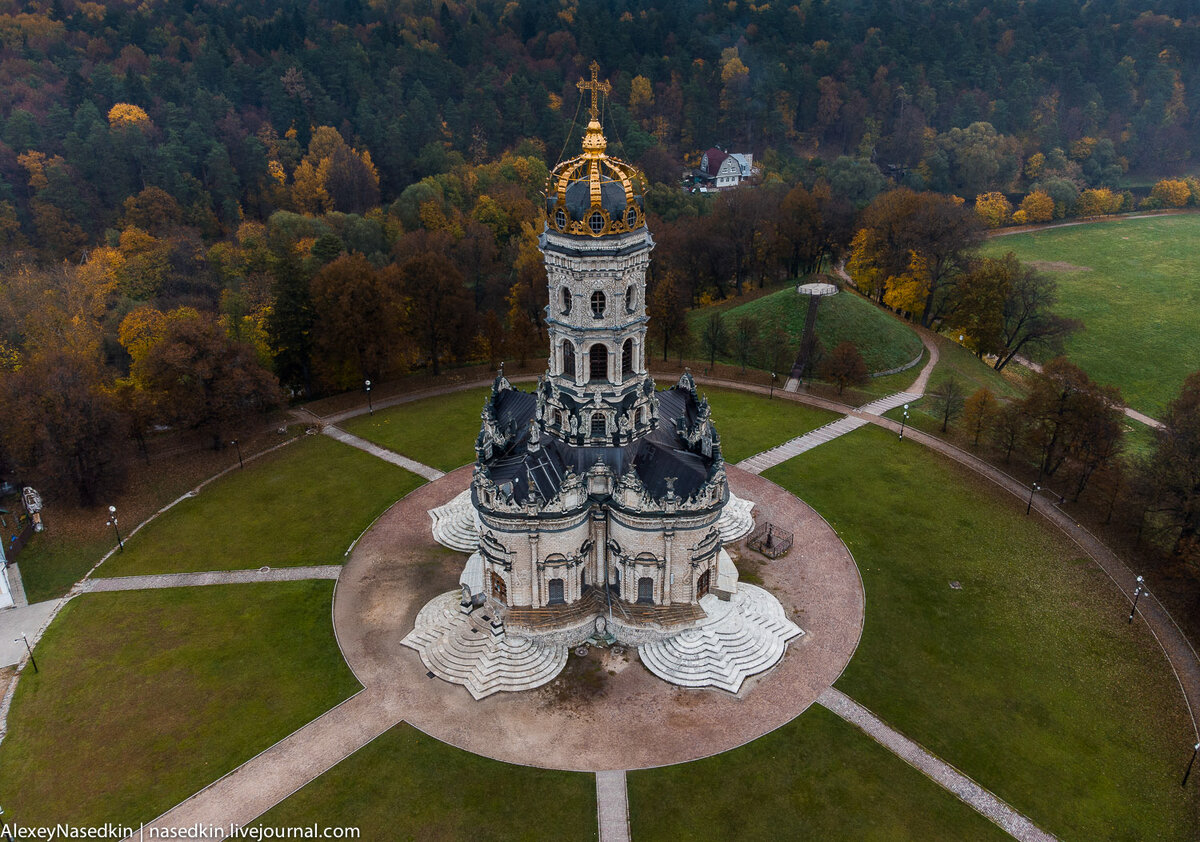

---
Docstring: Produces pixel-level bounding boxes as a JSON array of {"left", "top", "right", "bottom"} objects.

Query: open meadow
[{"left": 982, "top": 214, "right": 1200, "bottom": 416}]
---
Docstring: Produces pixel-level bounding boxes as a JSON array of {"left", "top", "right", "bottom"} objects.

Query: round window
[
  {"left": 555, "top": 208, "right": 566, "bottom": 229},
  {"left": 626, "top": 207, "right": 637, "bottom": 227},
  {"left": 589, "top": 211, "right": 605, "bottom": 234}
]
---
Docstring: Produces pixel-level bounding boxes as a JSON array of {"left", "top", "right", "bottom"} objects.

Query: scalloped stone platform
[
  {"left": 717, "top": 492, "right": 755, "bottom": 542},
  {"left": 429, "top": 490, "right": 480, "bottom": 553},
  {"left": 401, "top": 591, "right": 568, "bottom": 699},
  {"left": 638, "top": 584, "right": 803, "bottom": 693}
]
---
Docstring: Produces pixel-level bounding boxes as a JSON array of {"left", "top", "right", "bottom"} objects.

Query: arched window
[
  {"left": 625, "top": 285, "right": 634, "bottom": 313},
  {"left": 588, "top": 211, "right": 605, "bottom": 234},
  {"left": 561, "top": 287, "right": 571, "bottom": 315},
  {"left": 591, "top": 290, "right": 606, "bottom": 318},
  {"left": 621, "top": 339, "right": 633, "bottom": 380},
  {"left": 562, "top": 341, "right": 575, "bottom": 379},
  {"left": 591, "top": 413, "right": 606, "bottom": 437},
  {"left": 589, "top": 343, "right": 607, "bottom": 381}
]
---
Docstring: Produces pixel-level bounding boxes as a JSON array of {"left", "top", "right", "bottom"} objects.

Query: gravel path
[
  {"left": 80, "top": 566, "right": 342, "bottom": 592},
  {"left": 818, "top": 688, "right": 1056, "bottom": 841}
]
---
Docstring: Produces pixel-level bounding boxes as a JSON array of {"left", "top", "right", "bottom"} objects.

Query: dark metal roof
[{"left": 480, "top": 385, "right": 717, "bottom": 507}]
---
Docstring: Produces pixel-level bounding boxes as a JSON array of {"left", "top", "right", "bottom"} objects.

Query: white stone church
[{"left": 404, "top": 68, "right": 801, "bottom": 698}]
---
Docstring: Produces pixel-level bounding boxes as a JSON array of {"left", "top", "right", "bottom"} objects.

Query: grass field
[
  {"left": 341, "top": 387, "right": 490, "bottom": 472},
  {"left": 256, "top": 723, "right": 595, "bottom": 841},
  {"left": 686, "top": 285, "right": 924, "bottom": 374},
  {"left": 982, "top": 214, "right": 1200, "bottom": 416},
  {"left": 97, "top": 435, "right": 423, "bottom": 577},
  {"left": 0, "top": 582, "right": 359, "bottom": 828},
  {"left": 765, "top": 425, "right": 1197, "bottom": 839},
  {"left": 696, "top": 386, "right": 838, "bottom": 463},
  {"left": 629, "top": 704, "right": 1009, "bottom": 841}
]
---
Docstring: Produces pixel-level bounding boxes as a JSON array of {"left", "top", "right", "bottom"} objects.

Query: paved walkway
[
  {"left": 79, "top": 566, "right": 342, "bottom": 593},
  {"left": 322, "top": 426, "right": 444, "bottom": 481},
  {"left": 127, "top": 688, "right": 401, "bottom": 842},
  {"left": 7, "top": 563, "right": 27, "bottom": 607},
  {"left": 818, "top": 688, "right": 1056, "bottom": 841},
  {"left": 737, "top": 333, "right": 937, "bottom": 474},
  {"left": 0, "top": 600, "right": 58, "bottom": 668},
  {"left": 596, "top": 771, "right": 631, "bottom": 842}
]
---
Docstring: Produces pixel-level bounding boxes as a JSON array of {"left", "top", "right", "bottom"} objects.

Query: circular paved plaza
[{"left": 333, "top": 464, "right": 864, "bottom": 771}]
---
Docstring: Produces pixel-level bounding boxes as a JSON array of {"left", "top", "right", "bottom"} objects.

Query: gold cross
[{"left": 577, "top": 61, "right": 611, "bottom": 122}]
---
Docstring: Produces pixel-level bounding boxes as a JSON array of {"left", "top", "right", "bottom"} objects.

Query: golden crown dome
[{"left": 544, "top": 62, "right": 647, "bottom": 238}]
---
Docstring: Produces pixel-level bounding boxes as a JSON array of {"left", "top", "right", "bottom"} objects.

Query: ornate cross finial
[{"left": 577, "top": 61, "right": 611, "bottom": 122}]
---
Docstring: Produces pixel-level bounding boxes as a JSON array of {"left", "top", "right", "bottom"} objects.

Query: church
[{"left": 404, "top": 66, "right": 802, "bottom": 698}]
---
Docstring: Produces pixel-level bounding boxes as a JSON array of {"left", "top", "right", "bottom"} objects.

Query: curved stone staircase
[
  {"left": 401, "top": 591, "right": 568, "bottom": 699},
  {"left": 638, "top": 584, "right": 803, "bottom": 693},
  {"left": 717, "top": 492, "right": 755, "bottom": 542},
  {"left": 428, "top": 490, "right": 481, "bottom": 553}
]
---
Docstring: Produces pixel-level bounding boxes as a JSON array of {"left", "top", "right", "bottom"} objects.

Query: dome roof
[{"left": 544, "top": 69, "right": 646, "bottom": 238}]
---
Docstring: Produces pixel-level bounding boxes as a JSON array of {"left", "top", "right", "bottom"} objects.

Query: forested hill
[{"left": 0, "top": 0, "right": 1198, "bottom": 254}]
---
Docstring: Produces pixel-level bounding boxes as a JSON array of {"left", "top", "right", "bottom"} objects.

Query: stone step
[
  {"left": 402, "top": 591, "right": 568, "bottom": 699},
  {"left": 638, "top": 584, "right": 803, "bottom": 694},
  {"left": 429, "top": 490, "right": 481, "bottom": 553},
  {"left": 716, "top": 493, "right": 755, "bottom": 542}
]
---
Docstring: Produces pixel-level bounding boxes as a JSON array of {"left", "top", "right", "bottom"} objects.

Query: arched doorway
[
  {"left": 548, "top": 578, "right": 565, "bottom": 605},
  {"left": 491, "top": 572, "right": 507, "bottom": 603},
  {"left": 590, "top": 413, "right": 606, "bottom": 437},
  {"left": 696, "top": 569, "right": 711, "bottom": 599}
]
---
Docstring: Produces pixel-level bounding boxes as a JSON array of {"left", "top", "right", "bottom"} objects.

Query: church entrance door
[
  {"left": 697, "top": 569, "right": 710, "bottom": 599},
  {"left": 637, "top": 576, "right": 654, "bottom": 604},
  {"left": 491, "top": 573, "right": 507, "bottom": 602},
  {"left": 548, "top": 578, "right": 565, "bottom": 605}
]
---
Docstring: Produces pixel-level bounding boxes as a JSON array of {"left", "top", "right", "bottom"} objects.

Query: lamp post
[
  {"left": 1128, "top": 575, "right": 1145, "bottom": 624},
  {"left": 364, "top": 379, "right": 373, "bottom": 415},
  {"left": 898, "top": 404, "right": 909, "bottom": 441},
  {"left": 106, "top": 505, "right": 123, "bottom": 551},
  {"left": 1026, "top": 482, "right": 1040, "bottom": 515},
  {"left": 14, "top": 633, "right": 35, "bottom": 673},
  {"left": 769, "top": 372, "right": 776, "bottom": 400},
  {"left": 1183, "top": 742, "right": 1200, "bottom": 787},
  {"left": 230, "top": 439, "right": 244, "bottom": 470}
]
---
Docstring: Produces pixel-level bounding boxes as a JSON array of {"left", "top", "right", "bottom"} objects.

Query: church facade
[
  {"left": 403, "top": 66, "right": 802, "bottom": 697},
  {"left": 468, "top": 73, "right": 734, "bottom": 643}
]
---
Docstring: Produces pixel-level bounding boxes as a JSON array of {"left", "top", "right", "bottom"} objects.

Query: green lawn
[
  {"left": 982, "top": 215, "right": 1200, "bottom": 416},
  {"left": 341, "top": 387, "right": 490, "bottom": 472},
  {"left": 0, "top": 581, "right": 359, "bottom": 828},
  {"left": 766, "top": 425, "right": 1197, "bottom": 839},
  {"left": 256, "top": 723, "right": 595, "bottom": 841},
  {"left": 699, "top": 386, "right": 839, "bottom": 463},
  {"left": 98, "top": 435, "right": 423, "bottom": 577},
  {"left": 888, "top": 336, "right": 1028, "bottom": 433},
  {"left": 16, "top": 531, "right": 114, "bottom": 605},
  {"left": 629, "top": 705, "right": 1009, "bottom": 841},
  {"left": 687, "top": 285, "right": 924, "bottom": 374}
]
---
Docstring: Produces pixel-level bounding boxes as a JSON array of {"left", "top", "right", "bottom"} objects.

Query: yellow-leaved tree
[
  {"left": 1017, "top": 190, "right": 1055, "bottom": 223},
  {"left": 846, "top": 228, "right": 887, "bottom": 299},
  {"left": 1151, "top": 178, "right": 1191, "bottom": 208},
  {"left": 107, "top": 103, "right": 151, "bottom": 129},
  {"left": 974, "top": 192, "right": 1013, "bottom": 228},
  {"left": 882, "top": 251, "right": 932, "bottom": 316}
]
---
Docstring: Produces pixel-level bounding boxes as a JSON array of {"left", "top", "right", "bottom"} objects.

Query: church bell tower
[{"left": 537, "top": 62, "right": 657, "bottom": 448}]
